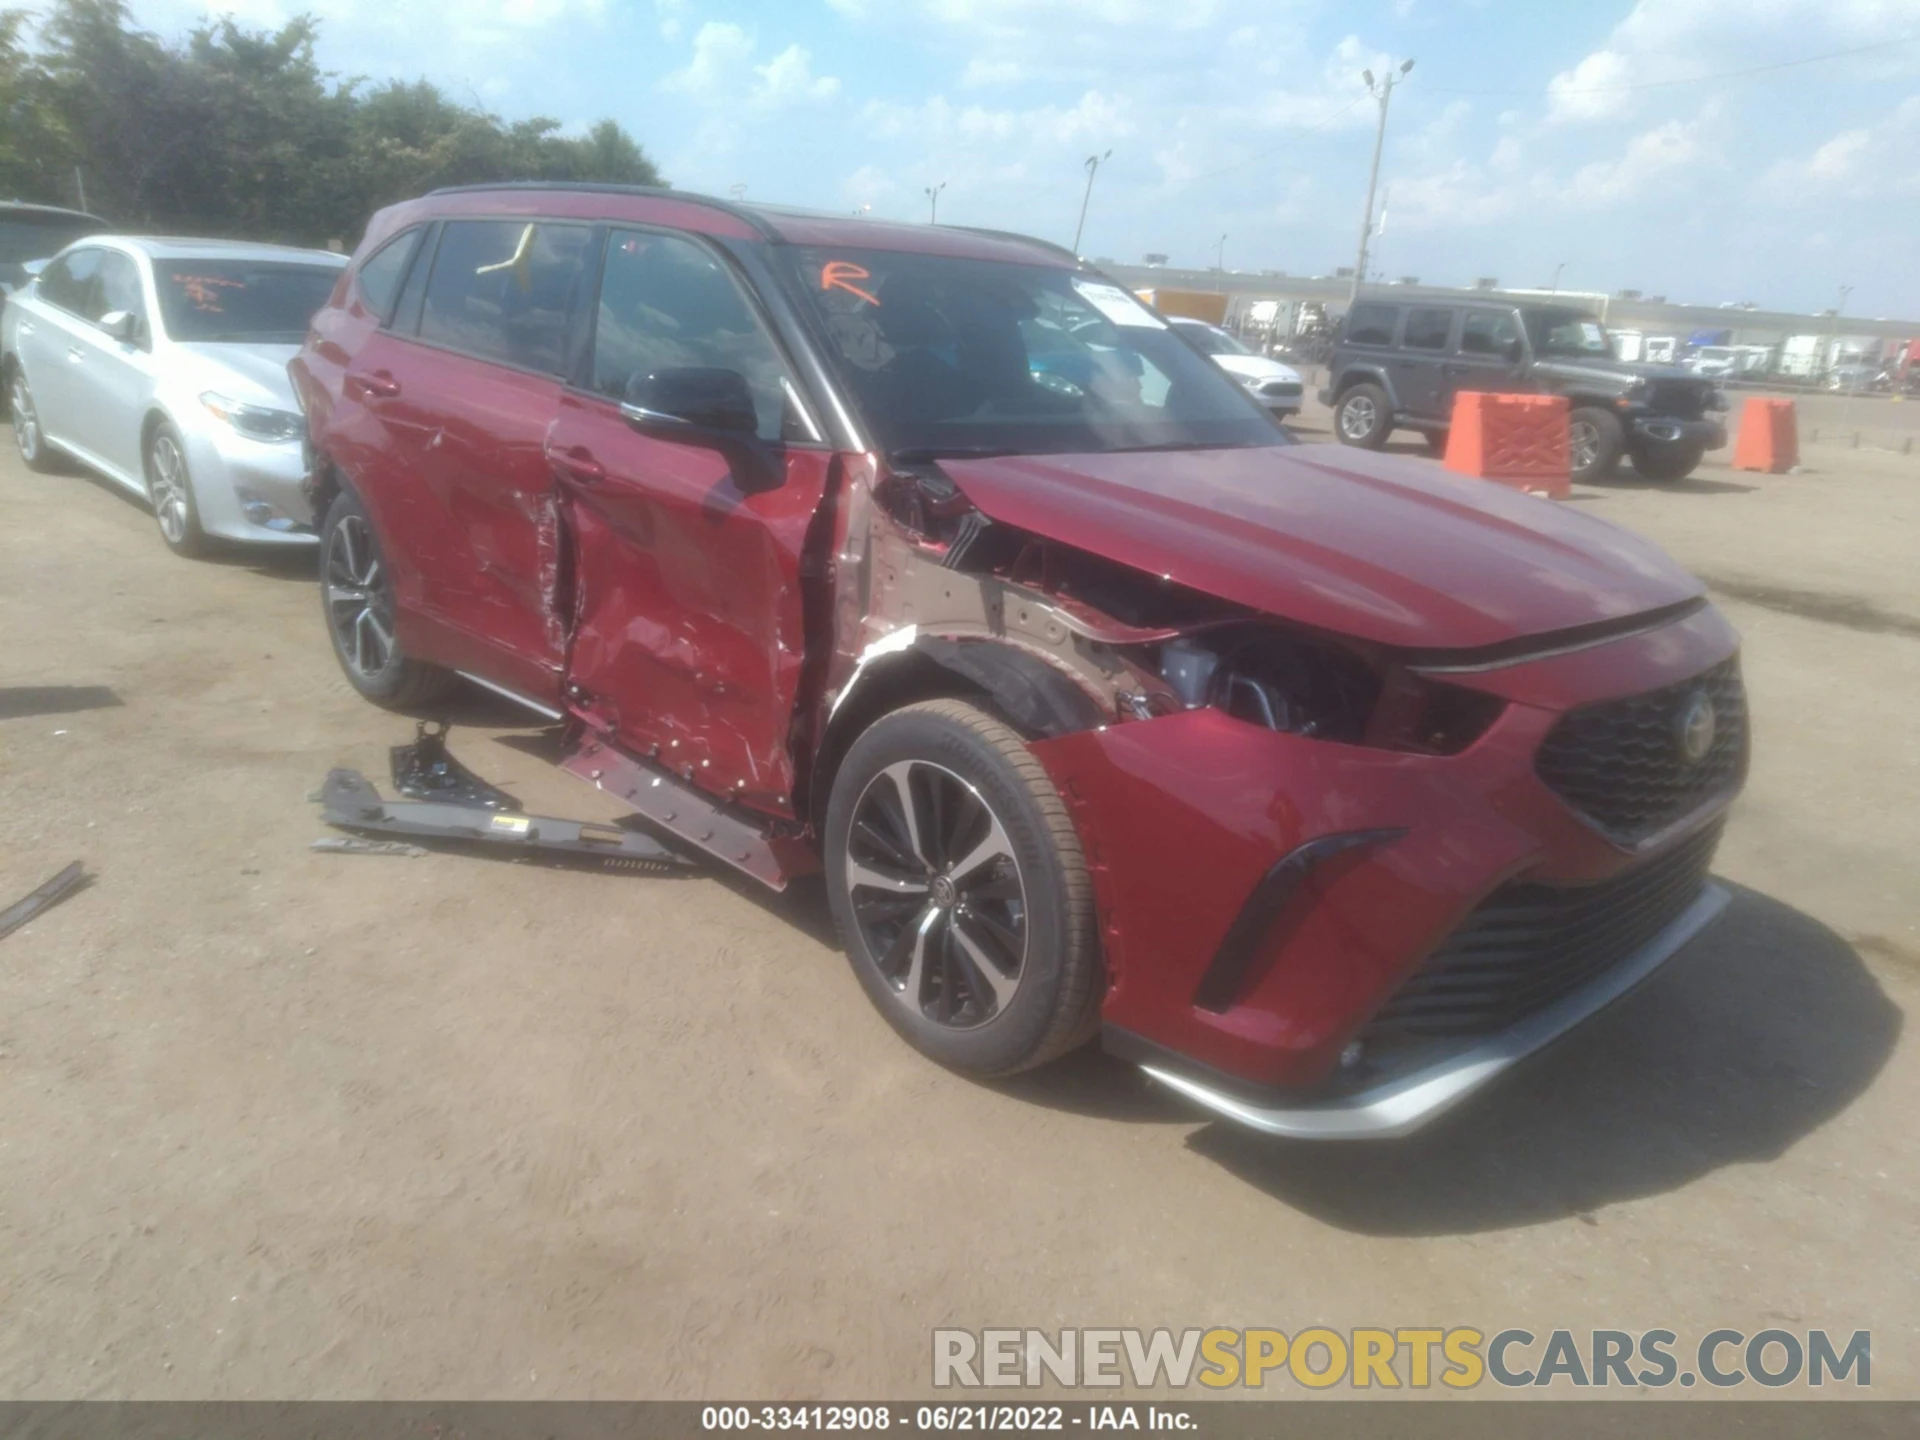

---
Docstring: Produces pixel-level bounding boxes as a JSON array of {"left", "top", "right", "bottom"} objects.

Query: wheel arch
[
  {"left": 1330, "top": 364, "right": 1396, "bottom": 407},
  {"left": 805, "top": 634, "right": 1108, "bottom": 833}
]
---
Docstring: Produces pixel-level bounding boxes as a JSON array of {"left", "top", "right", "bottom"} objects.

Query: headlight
[{"left": 200, "top": 391, "right": 304, "bottom": 443}]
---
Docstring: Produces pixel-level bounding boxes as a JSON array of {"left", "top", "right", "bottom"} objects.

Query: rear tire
[
  {"left": 8, "top": 366, "right": 58, "bottom": 474},
  {"left": 824, "top": 698, "right": 1102, "bottom": 1077},
  {"left": 1334, "top": 382, "right": 1393, "bottom": 449},
  {"left": 1628, "top": 440, "right": 1706, "bottom": 483},
  {"left": 319, "top": 487, "right": 460, "bottom": 709},
  {"left": 1568, "top": 406, "right": 1624, "bottom": 481}
]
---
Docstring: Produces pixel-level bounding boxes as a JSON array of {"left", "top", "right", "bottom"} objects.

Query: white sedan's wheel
[
  {"left": 145, "top": 423, "right": 209, "bottom": 557},
  {"left": 9, "top": 369, "right": 57, "bottom": 474}
]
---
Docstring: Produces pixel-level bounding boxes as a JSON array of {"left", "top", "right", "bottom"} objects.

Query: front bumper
[
  {"left": 1029, "top": 602, "right": 1744, "bottom": 1136},
  {"left": 1630, "top": 415, "right": 1726, "bottom": 451},
  {"left": 183, "top": 422, "right": 318, "bottom": 545},
  {"left": 1125, "top": 883, "right": 1728, "bottom": 1138}
]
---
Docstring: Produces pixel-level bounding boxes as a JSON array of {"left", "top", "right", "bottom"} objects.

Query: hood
[
  {"left": 1209, "top": 354, "right": 1303, "bottom": 384},
  {"left": 1533, "top": 356, "right": 1708, "bottom": 390},
  {"left": 171, "top": 342, "right": 302, "bottom": 409},
  {"left": 940, "top": 444, "right": 1704, "bottom": 652}
]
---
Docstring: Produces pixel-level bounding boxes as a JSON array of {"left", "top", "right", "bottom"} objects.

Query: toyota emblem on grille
[{"left": 1677, "top": 692, "right": 1717, "bottom": 763}]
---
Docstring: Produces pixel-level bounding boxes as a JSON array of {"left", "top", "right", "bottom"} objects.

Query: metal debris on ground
[
  {"left": 317, "top": 732, "right": 691, "bottom": 874},
  {"left": 390, "top": 719, "right": 523, "bottom": 810},
  {"left": 309, "top": 837, "right": 430, "bottom": 858},
  {"left": 0, "top": 861, "right": 90, "bottom": 941}
]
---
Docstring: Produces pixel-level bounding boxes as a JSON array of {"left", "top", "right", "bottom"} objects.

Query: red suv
[{"left": 291, "top": 185, "right": 1748, "bottom": 1138}]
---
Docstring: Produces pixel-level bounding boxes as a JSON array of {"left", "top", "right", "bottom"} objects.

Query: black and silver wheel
[
  {"left": 1568, "top": 405, "right": 1623, "bottom": 481},
  {"left": 825, "top": 699, "right": 1101, "bottom": 1076},
  {"left": 146, "top": 422, "right": 208, "bottom": 556},
  {"left": 8, "top": 367, "right": 57, "bottom": 473},
  {"left": 1334, "top": 382, "right": 1392, "bottom": 448},
  {"left": 319, "top": 487, "right": 459, "bottom": 708}
]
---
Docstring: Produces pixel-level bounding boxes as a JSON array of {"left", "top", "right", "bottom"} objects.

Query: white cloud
[
  {"left": 661, "top": 21, "right": 840, "bottom": 109},
  {"left": 960, "top": 57, "right": 1025, "bottom": 88},
  {"left": 1760, "top": 95, "right": 1920, "bottom": 198},
  {"left": 1546, "top": 48, "right": 1635, "bottom": 124},
  {"left": 654, "top": 0, "right": 686, "bottom": 40},
  {"left": 1563, "top": 118, "right": 1711, "bottom": 205}
]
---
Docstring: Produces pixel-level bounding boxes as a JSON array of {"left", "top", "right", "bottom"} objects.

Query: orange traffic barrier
[
  {"left": 1443, "top": 391, "right": 1571, "bottom": 499},
  {"left": 1732, "top": 396, "right": 1798, "bottom": 473}
]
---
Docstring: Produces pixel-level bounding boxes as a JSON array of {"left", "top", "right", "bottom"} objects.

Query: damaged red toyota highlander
[{"left": 291, "top": 185, "right": 1748, "bottom": 1138}]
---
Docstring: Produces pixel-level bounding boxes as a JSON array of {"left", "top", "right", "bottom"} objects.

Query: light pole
[
  {"left": 924, "top": 182, "right": 946, "bottom": 223},
  {"left": 1551, "top": 261, "right": 1566, "bottom": 294},
  {"left": 1350, "top": 58, "right": 1414, "bottom": 307},
  {"left": 1073, "top": 150, "right": 1111, "bottom": 257}
]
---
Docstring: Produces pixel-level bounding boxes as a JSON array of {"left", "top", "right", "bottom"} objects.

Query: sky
[{"left": 126, "top": 0, "right": 1920, "bottom": 318}]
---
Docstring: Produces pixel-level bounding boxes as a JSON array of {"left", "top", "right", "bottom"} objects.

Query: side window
[
  {"left": 419, "top": 220, "right": 594, "bottom": 375},
  {"left": 1460, "top": 310, "right": 1521, "bottom": 357},
  {"left": 353, "top": 229, "right": 423, "bottom": 323},
  {"left": 98, "top": 252, "right": 146, "bottom": 325},
  {"left": 1345, "top": 303, "right": 1398, "bottom": 347},
  {"left": 591, "top": 228, "right": 808, "bottom": 443},
  {"left": 40, "top": 248, "right": 105, "bottom": 317},
  {"left": 1403, "top": 307, "right": 1453, "bottom": 351}
]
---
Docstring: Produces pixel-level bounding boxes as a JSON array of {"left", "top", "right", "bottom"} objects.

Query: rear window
[
  {"left": 418, "top": 220, "right": 594, "bottom": 375},
  {"left": 1345, "top": 304, "right": 1398, "bottom": 347}
]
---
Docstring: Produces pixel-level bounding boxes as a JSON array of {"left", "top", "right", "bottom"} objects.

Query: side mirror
[
  {"left": 100, "top": 310, "right": 142, "bottom": 344},
  {"left": 623, "top": 366, "right": 758, "bottom": 434},
  {"left": 620, "top": 366, "right": 782, "bottom": 495}
]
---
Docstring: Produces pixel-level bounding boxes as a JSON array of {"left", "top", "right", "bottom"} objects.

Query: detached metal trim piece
[
  {"left": 1146, "top": 882, "right": 1730, "bottom": 1140},
  {"left": 0, "top": 861, "right": 89, "bottom": 941},
  {"left": 318, "top": 769, "right": 691, "bottom": 869}
]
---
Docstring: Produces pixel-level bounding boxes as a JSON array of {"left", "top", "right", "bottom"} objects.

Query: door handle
[
  {"left": 548, "top": 444, "right": 605, "bottom": 484},
  {"left": 346, "top": 370, "right": 401, "bottom": 400}
]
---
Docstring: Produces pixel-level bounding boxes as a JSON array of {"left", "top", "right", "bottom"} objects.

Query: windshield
[
  {"left": 784, "top": 246, "right": 1280, "bottom": 460},
  {"left": 154, "top": 260, "right": 342, "bottom": 342},
  {"left": 1176, "top": 321, "right": 1251, "bottom": 357},
  {"left": 1523, "top": 306, "right": 1611, "bottom": 358}
]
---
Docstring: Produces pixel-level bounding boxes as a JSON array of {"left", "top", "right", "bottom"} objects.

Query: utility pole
[
  {"left": 1349, "top": 58, "right": 1413, "bottom": 307},
  {"left": 1072, "top": 150, "right": 1111, "bottom": 257},
  {"left": 74, "top": 166, "right": 88, "bottom": 212},
  {"left": 1827, "top": 283, "right": 1852, "bottom": 388},
  {"left": 1551, "top": 261, "right": 1566, "bottom": 295},
  {"left": 924, "top": 181, "right": 946, "bottom": 224}
]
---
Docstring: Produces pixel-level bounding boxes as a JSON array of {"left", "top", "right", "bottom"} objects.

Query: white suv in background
[{"left": 1168, "top": 316, "right": 1305, "bottom": 421}]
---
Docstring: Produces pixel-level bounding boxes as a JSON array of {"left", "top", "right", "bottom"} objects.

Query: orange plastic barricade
[
  {"left": 1442, "top": 392, "right": 1571, "bottom": 499},
  {"left": 1732, "top": 397, "right": 1798, "bottom": 473}
]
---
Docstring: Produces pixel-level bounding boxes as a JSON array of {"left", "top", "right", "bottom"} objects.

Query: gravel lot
[{"left": 1, "top": 409, "right": 1915, "bottom": 1399}]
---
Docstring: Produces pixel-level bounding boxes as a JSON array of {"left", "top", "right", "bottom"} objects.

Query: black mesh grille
[
  {"left": 1259, "top": 380, "right": 1305, "bottom": 398},
  {"left": 1535, "top": 656, "right": 1746, "bottom": 844},
  {"left": 1362, "top": 821, "right": 1721, "bottom": 1039},
  {"left": 1647, "top": 377, "right": 1712, "bottom": 420}
]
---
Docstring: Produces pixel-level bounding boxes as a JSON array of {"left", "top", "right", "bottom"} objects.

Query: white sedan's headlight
[{"left": 200, "top": 391, "right": 304, "bottom": 443}]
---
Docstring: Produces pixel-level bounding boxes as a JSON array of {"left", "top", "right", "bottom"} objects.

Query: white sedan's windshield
[{"left": 787, "top": 247, "right": 1279, "bottom": 460}]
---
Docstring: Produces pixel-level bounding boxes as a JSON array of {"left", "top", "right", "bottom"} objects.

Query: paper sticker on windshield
[{"left": 1071, "top": 279, "right": 1165, "bottom": 329}]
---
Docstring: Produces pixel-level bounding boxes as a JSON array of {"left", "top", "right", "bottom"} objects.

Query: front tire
[
  {"left": 1568, "top": 405, "right": 1624, "bottom": 481},
  {"left": 8, "top": 367, "right": 58, "bottom": 474},
  {"left": 1334, "top": 382, "right": 1393, "bottom": 449},
  {"left": 319, "top": 487, "right": 460, "bottom": 709},
  {"left": 824, "top": 699, "right": 1102, "bottom": 1077},
  {"left": 145, "top": 422, "right": 209, "bottom": 557},
  {"left": 1629, "top": 440, "right": 1706, "bottom": 483}
]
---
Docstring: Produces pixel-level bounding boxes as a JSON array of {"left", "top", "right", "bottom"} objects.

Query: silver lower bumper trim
[
  {"left": 1142, "top": 881, "right": 1731, "bottom": 1141},
  {"left": 455, "top": 671, "right": 564, "bottom": 721}
]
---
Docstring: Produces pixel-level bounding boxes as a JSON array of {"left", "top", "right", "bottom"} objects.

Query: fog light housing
[{"left": 236, "top": 489, "right": 299, "bottom": 531}]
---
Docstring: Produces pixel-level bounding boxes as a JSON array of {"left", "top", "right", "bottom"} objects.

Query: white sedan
[
  {"left": 1168, "top": 316, "right": 1304, "bottom": 420},
  {"left": 2, "top": 235, "right": 345, "bottom": 557}
]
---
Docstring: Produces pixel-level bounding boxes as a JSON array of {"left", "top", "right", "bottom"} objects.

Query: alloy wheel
[
  {"left": 1339, "top": 394, "right": 1376, "bottom": 440},
  {"left": 1569, "top": 418, "right": 1599, "bottom": 473},
  {"left": 325, "top": 514, "right": 395, "bottom": 679},
  {"left": 148, "top": 433, "right": 193, "bottom": 544},
  {"left": 10, "top": 375, "right": 39, "bottom": 462},
  {"left": 843, "top": 759, "right": 1029, "bottom": 1030}
]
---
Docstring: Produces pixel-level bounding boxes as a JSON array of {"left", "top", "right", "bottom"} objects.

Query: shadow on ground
[
  {"left": 0, "top": 684, "right": 122, "bottom": 720},
  {"left": 1187, "top": 883, "right": 1900, "bottom": 1233}
]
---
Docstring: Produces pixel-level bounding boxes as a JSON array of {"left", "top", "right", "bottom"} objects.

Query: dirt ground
[{"left": 1, "top": 408, "right": 1916, "bottom": 1400}]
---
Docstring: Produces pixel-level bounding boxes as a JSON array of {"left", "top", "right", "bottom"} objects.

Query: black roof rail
[
  {"left": 945, "top": 224, "right": 1083, "bottom": 265},
  {"left": 422, "top": 181, "right": 782, "bottom": 242}
]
